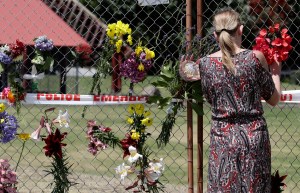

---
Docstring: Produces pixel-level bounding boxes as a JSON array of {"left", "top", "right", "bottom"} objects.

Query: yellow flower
[
  {"left": 127, "top": 117, "right": 134, "bottom": 125},
  {"left": 137, "top": 63, "right": 144, "bottom": 71},
  {"left": 116, "top": 21, "right": 132, "bottom": 37},
  {"left": 18, "top": 133, "right": 31, "bottom": 141},
  {"left": 141, "top": 117, "right": 153, "bottom": 126},
  {"left": 145, "top": 48, "right": 155, "bottom": 60},
  {"left": 0, "top": 103, "right": 5, "bottom": 113},
  {"left": 131, "top": 131, "right": 140, "bottom": 140},
  {"left": 135, "top": 46, "right": 143, "bottom": 56},
  {"left": 135, "top": 104, "right": 144, "bottom": 115},
  {"left": 115, "top": 39, "right": 123, "bottom": 53},
  {"left": 127, "top": 35, "right": 133, "bottom": 45},
  {"left": 127, "top": 104, "right": 135, "bottom": 114},
  {"left": 143, "top": 111, "right": 151, "bottom": 117},
  {"left": 106, "top": 23, "right": 116, "bottom": 39}
]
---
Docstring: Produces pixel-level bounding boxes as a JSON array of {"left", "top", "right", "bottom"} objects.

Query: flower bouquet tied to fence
[
  {"left": 253, "top": 23, "right": 292, "bottom": 65},
  {"left": 0, "top": 40, "right": 27, "bottom": 113},
  {"left": 0, "top": 103, "right": 19, "bottom": 144},
  {"left": 120, "top": 41, "right": 155, "bottom": 95},
  {"left": 30, "top": 108, "right": 74, "bottom": 193},
  {"left": 86, "top": 104, "right": 165, "bottom": 192},
  {"left": 31, "top": 35, "right": 54, "bottom": 72}
]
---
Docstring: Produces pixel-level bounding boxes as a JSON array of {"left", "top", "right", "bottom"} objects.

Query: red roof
[{"left": 0, "top": 0, "right": 89, "bottom": 46}]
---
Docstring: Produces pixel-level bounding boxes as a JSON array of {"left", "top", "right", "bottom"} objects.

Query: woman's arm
[
  {"left": 253, "top": 50, "right": 281, "bottom": 106},
  {"left": 179, "top": 55, "right": 201, "bottom": 81}
]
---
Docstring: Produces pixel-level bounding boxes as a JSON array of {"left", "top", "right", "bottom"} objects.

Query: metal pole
[
  {"left": 196, "top": 0, "right": 203, "bottom": 193},
  {"left": 186, "top": 0, "right": 193, "bottom": 193}
]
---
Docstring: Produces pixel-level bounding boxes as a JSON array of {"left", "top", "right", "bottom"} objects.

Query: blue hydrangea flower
[
  {"left": 34, "top": 35, "right": 54, "bottom": 52},
  {"left": 0, "top": 111, "right": 19, "bottom": 143},
  {"left": 0, "top": 52, "right": 12, "bottom": 65}
]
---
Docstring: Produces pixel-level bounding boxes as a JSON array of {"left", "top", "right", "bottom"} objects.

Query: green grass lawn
[{"left": 1, "top": 75, "right": 300, "bottom": 192}]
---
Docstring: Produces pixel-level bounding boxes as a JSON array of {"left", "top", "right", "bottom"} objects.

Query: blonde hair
[{"left": 213, "top": 8, "right": 241, "bottom": 73}]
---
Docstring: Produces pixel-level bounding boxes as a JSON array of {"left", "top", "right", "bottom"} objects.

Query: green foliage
[
  {"left": 44, "top": 155, "right": 76, "bottom": 193},
  {"left": 92, "top": 130, "right": 120, "bottom": 149}
]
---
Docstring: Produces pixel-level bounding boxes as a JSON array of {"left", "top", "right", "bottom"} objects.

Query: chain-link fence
[{"left": 0, "top": 0, "right": 299, "bottom": 192}]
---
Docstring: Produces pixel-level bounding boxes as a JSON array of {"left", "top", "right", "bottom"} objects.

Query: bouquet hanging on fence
[
  {"left": 81, "top": 20, "right": 133, "bottom": 117},
  {"left": 253, "top": 23, "right": 292, "bottom": 65},
  {"left": 0, "top": 40, "right": 27, "bottom": 113},
  {"left": 0, "top": 159, "right": 18, "bottom": 193},
  {"left": 30, "top": 107, "right": 74, "bottom": 192},
  {"left": 120, "top": 41, "right": 155, "bottom": 95},
  {"left": 0, "top": 103, "right": 19, "bottom": 144},
  {"left": 86, "top": 104, "right": 165, "bottom": 192},
  {"left": 71, "top": 43, "right": 93, "bottom": 67},
  {"left": 117, "top": 104, "right": 165, "bottom": 193},
  {"left": 31, "top": 35, "right": 54, "bottom": 72},
  {"left": 106, "top": 20, "right": 133, "bottom": 54},
  {"left": 147, "top": 34, "right": 217, "bottom": 147}
]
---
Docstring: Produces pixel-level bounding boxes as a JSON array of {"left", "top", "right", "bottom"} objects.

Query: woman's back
[{"left": 200, "top": 49, "right": 275, "bottom": 120}]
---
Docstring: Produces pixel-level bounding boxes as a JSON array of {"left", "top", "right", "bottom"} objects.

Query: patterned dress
[{"left": 199, "top": 50, "right": 275, "bottom": 193}]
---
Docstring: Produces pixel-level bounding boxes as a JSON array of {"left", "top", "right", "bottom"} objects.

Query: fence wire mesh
[{"left": 0, "top": 0, "right": 299, "bottom": 193}]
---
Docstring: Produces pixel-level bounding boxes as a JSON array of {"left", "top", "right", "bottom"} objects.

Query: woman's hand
[{"left": 179, "top": 54, "right": 201, "bottom": 81}]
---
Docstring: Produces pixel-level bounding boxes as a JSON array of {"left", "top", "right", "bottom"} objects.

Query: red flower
[
  {"left": 9, "top": 39, "right": 26, "bottom": 60},
  {"left": 42, "top": 128, "right": 67, "bottom": 158},
  {"left": 253, "top": 24, "right": 292, "bottom": 65},
  {"left": 271, "top": 170, "right": 287, "bottom": 193},
  {"left": 75, "top": 44, "right": 92, "bottom": 63},
  {"left": 120, "top": 133, "right": 138, "bottom": 158}
]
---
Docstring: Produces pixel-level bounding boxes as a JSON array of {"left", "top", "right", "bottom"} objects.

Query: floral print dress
[{"left": 199, "top": 50, "right": 275, "bottom": 193}]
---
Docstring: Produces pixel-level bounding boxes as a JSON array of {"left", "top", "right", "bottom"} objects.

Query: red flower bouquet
[
  {"left": 72, "top": 43, "right": 93, "bottom": 66},
  {"left": 253, "top": 23, "right": 292, "bottom": 65}
]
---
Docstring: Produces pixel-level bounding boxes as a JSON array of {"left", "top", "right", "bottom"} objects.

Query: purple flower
[
  {"left": 0, "top": 111, "right": 19, "bottom": 143},
  {"left": 34, "top": 35, "right": 54, "bottom": 51},
  {"left": 0, "top": 52, "right": 12, "bottom": 65},
  {"left": 87, "top": 137, "right": 108, "bottom": 155},
  {"left": 120, "top": 52, "right": 153, "bottom": 83}
]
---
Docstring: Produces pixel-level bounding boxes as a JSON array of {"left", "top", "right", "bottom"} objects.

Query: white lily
[
  {"left": 30, "top": 125, "right": 42, "bottom": 141},
  {"left": 145, "top": 158, "right": 165, "bottom": 182},
  {"left": 128, "top": 146, "right": 142, "bottom": 164},
  {"left": 53, "top": 109, "right": 70, "bottom": 128},
  {"left": 115, "top": 163, "right": 131, "bottom": 181}
]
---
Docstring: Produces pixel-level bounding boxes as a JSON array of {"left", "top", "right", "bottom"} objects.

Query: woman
[{"left": 180, "top": 8, "right": 281, "bottom": 193}]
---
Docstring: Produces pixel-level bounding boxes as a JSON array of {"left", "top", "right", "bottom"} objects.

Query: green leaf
[
  {"left": 159, "top": 74, "right": 174, "bottom": 82},
  {"left": 0, "top": 64, "right": 3, "bottom": 73},
  {"left": 147, "top": 95, "right": 164, "bottom": 104},
  {"left": 190, "top": 102, "right": 204, "bottom": 115},
  {"left": 44, "top": 56, "right": 55, "bottom": 71},
  {"left": 152, "top": 80, "right": 170, "bottom": 88}
]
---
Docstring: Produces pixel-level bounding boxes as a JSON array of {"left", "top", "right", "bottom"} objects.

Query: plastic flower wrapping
[
  {"left": 31, "top": 35, "right": 54, "bottom": 72},
  {"left": 253, "top": 23, "right": 292, "bottom": 65},
  {"left": 0, "top": 103, "right": 19, "bottom": 144},
  {"left": 0, "top": 159, "right": 18, "bottom": 193},
  {"left": 120, "top": 42, "right": 155, "bottom": 84}
]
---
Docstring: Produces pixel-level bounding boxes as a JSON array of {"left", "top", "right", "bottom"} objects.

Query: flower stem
[
  {"left": 129, "top": 82, "right": 134, "bottom": 96},
  {"left": 15, "top": 140, "right": 26, "bottom": 172}
]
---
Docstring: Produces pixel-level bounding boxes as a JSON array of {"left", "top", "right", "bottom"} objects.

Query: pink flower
[{"left": 2, "top": 87, "right": 10, "bottom": 98}]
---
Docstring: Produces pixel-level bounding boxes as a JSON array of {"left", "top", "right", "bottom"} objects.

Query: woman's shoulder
[{"left": 251, "top": 50, "right": 269, "bottom": 70}]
